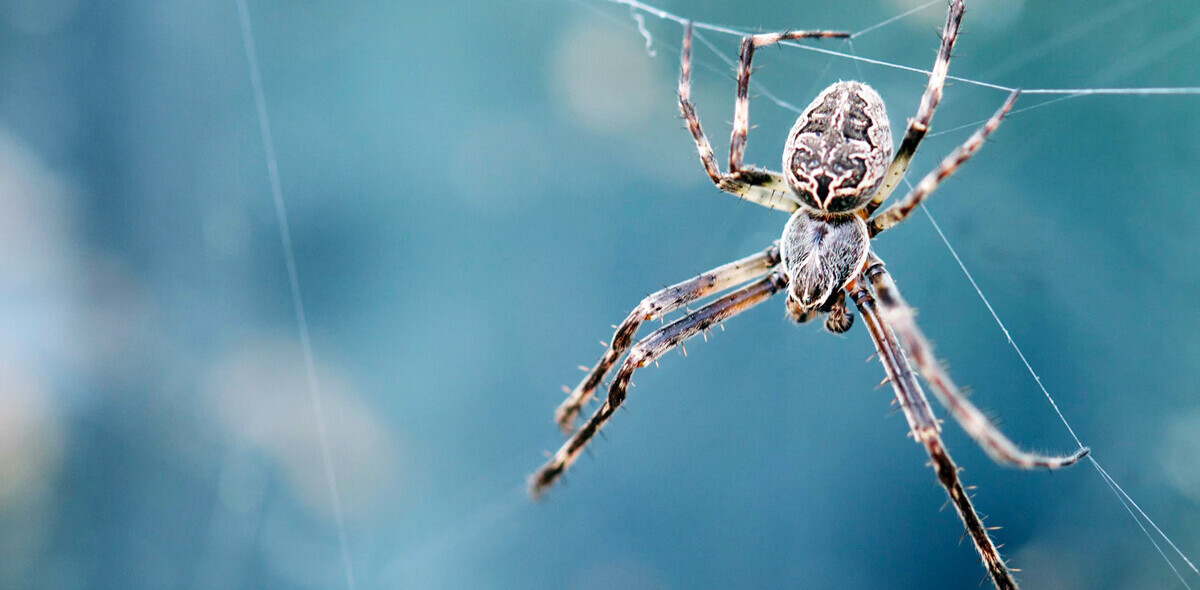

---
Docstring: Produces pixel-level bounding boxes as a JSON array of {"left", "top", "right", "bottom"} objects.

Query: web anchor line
[
  {"left": 918, "top": 202, "right": 1197, "bottom": 589},
  {"left": 868, "top": 19, "right": 1196, "bottom": 585},
  {"left": 594, "top": 0, "right": 1199, "bottom": 584},
  {"left": 235, "top": 1, "right": 357, "bottom": 589},
  {"left": 599, "top": 0, "right": 1200, "bottom": 98}
]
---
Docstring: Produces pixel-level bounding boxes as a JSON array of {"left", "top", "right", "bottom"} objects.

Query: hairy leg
[
  {"left": 848, "top": 278, "right": 1017, "bottom": 590},
  {"left": 863, "top": 0, "right": 965, "bottom": 216},
  {"left": 863, "top": 255, "right": 1089, "bottom": 468},
  {"left": 556, "top": 243, "right": 780, "bottom": 431},
  {"left": 532, "top": 271, "right": 788, "bottom": 497},
  {"left": 678, "top": 22, "right": 846, "bottom": 212},
  {"left": 868, "top": 91, "right": 1018, "bottom": 236},
  {"left": 729, "top": 28, "right": 849, "bottom": 173}
]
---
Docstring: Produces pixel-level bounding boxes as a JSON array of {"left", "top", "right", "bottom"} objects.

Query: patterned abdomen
[{"left": 783, "top": 81, "right": 893, "bottom": 213}]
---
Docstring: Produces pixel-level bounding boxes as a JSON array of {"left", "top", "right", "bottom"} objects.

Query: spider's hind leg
[{"left": 677, "top": 21, "right": 847, "bottom": 213}]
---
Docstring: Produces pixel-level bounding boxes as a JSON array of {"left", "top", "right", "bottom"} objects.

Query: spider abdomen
[
  {"left": 780, "top": 210, "right": 869, "bottom": 311},
  {"left": 783, "top": 81, "right": 893, "bottom": 213}
]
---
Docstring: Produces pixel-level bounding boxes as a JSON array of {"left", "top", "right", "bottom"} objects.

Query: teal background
[{"left": 0, "top": 0, "right": 1198, "bottom": 588}]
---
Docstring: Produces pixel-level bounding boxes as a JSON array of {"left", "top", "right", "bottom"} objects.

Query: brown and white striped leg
[
  {"left": 847, "top": 278, "right": 1017, "bottom": 590},
  {"left": 863, "top": 0, "right": 965, "bottom": 216},
  {"left": 555, "top": 243, "right": 781, "bottom": 432},
  {"left": 729, "top": 28, "right": 849, "bottom": 173},
  {"left": 863, "top": 255, "right": 1089, "bottom": 469},
  {"left": 868, "top": 91, "right": 1019, "bottom": 236},
  {"left": 678, "top": 22, "right": 845, "bottom": 213},
  {"left": 532, "top": 271, "right": 788, "bottom": 497}
]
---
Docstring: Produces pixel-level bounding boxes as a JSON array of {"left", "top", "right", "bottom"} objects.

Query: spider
[{"left": 530, "top": 2, "right": 1088, "bottom": 588}]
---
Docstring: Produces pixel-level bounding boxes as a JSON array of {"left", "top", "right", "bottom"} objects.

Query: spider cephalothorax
[
  {"left": 533, "top": 3, "right": 1088, "bottom": 589},
  {"left": 783, "top": 81, "right": 893, "bottom": 213},
  {"left": 780, "top": 210, "right": 868, "bottom": 327}
]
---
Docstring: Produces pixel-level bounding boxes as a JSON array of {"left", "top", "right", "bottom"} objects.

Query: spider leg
[
  {"left": 863, "top": 0, "right": 965, "bottom": 217},
  {"left": 863, "top": 254, "right": 1090, "bottom": 469},
  {"left": 730, "top": 29, "right": 849, "bottom": 174},
  {"left": 555, "top": 243, "right": 781, "bottom": 432},
  {"left": 532, "top": 271, "right": 788, "bottom": 497},
  {"left": 847, "top": 278, "right": 1017, "bottom": 590},
  {"left": 678, "top": 22, "right": 846, "bottom": 213},
  {"left": 868, "top": 91, "right": 1019, "bottom": 236}
]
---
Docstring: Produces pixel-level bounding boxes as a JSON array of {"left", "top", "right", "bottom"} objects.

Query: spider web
[
  {"left": 228, "top": 0, "right": 1200, "bottom": 588},
  {"left": 235, "top": 2, "right": 356, "bottom": 589}
]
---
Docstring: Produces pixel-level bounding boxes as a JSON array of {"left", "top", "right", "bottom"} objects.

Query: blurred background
[{"left": 1, "top": 0, "right": 1198, "bottom": 588}]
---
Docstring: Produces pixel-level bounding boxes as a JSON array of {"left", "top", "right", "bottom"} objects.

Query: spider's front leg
[
  {"left": 532, "top": 271, "right": 788, "bottom": 497},
  {"left": 847, "top": 278, "right": 1018, "bottom": 590},
  {"left": 863, "top": 254, "right": 1089, "bottom": 469},
  {"left": 677, "top": 22, "right": 847, "bottom": 213},
  {"left": 555, "top": 243, "right": 781, "bottom": 432}
]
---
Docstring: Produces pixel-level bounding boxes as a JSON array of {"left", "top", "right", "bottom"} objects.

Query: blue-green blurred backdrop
[{"left": 0, "top": 0, "right": 1198, "bottom": 588}]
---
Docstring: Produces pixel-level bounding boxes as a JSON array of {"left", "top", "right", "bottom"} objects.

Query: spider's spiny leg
[
  {"left": 864, "top": 0, "right": 965, "bottom": 216},
  {"left": 555, "top": 244, "right": 781, "bottom": 432},
  {"left": 532, "top": 271, "right": 788, "bottom": 497},
  {"left": 678, "top": 21, "right": 722, "bottom": 185},
  {"left": 677, "top": 22, "right": 818, "bottom": 213},
  {"left": 730, "top": 29, "right": 849, "bottom": 174},
  {"left": 863, "top": 255, "right": 1089, "bottom": 469},
  {"left": 848, "top": 278, "right": 1017, "bottom": 590},
  {"left": 868, "top": 91, "right": 1019, "bottom": 236}
]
